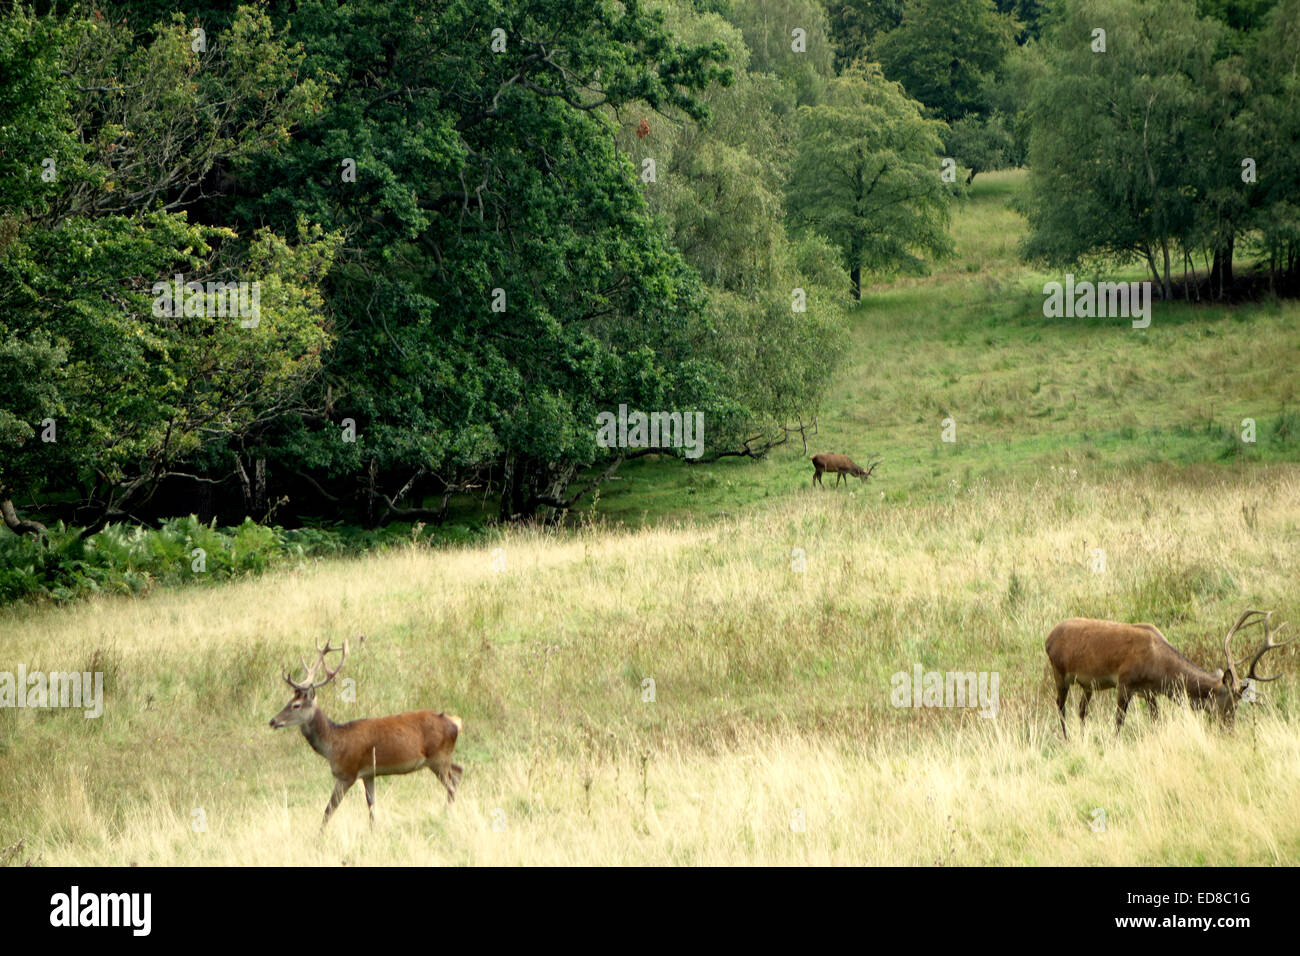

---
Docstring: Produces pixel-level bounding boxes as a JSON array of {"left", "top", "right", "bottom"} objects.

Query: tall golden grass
[{"left": 2, "top": 464, "right": 1297, "bottom": 864}]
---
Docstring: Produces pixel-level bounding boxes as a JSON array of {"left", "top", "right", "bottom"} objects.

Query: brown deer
[
  {"left": 269, "top": 638, "right": 463, "bottom": 829},
  {"left": 811, "top": 452, "right": 882, "bottom": 488},
  {"left": 1045, "top": 609, "right": 1293, "bottom": 738}
]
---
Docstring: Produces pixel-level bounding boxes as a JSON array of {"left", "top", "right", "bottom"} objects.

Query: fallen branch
[
  {"left": 0, "top": 498, "right": 47, "bottom": 537},
  {"left": 531, "top": 456, "right": 626, "bottom": 512},
  {"left": 294, "top": 470, "right": 342, "bottom": 503},
  {"left": 684, "top": 429, "right": 789, "bottom": 464}
]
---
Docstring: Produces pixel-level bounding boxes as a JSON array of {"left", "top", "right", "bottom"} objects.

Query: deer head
[
  {"left": 855, "top": 455, "right": 883, "bottom": 481},
  {"left": 270, "top": 638, "right": 347, "bottom": 729},
  {"left": 1215, "top": 609, "right": 1293, "bottom": 720}
]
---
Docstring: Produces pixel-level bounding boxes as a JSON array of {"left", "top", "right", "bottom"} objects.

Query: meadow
[
  {"left": 596, "top": 172, "right": 1300, "bottom": 524},
  {"left": 2, "top": 171, "right": 1298, "bottom": 865}
]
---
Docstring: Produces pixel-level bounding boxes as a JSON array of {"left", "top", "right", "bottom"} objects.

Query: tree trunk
[
  {"left": 253, "top": 457, "right": 267, "bottom": 516},
  {"left": 1160, "top": 239, "right": 1172, "bottom": 301},
  {"left": 235, "top": 456, "right": 253, "bottom": 516},
  {"left": 1144, "top": 246, "right": 1161, "bottom": 293},
  {"left": 498, "top": 454, "right": 568, "bottom": 522},
  {"left": 1210, "top": 236, "right": 1235, "bottom": 299},
  {"left": 499, "top": 454, "right": 523, "bottom": 522},
  {"left": 364, "top": 457, "right": 378, "bottom": 528},
  {"left": 850, "top": 264, "right": 861, "bottom": 301},
  {"left": 197, "top": 480, "right": 213, "bottom": 523},
  {"left": 0, "top": 497, "right": 47, "bottom": 537},
  {"left": 537, "top": 464, "right": 576, "bottom": 525}
]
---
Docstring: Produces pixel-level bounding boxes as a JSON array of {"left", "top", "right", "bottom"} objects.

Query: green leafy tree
[
  {"left": 944, "top": 113, "right": 1016, "bottom": 184},
  {"left": 996, "top": 0, "right": 1046, "bottom": 42},
  {"left": 873, "top": 0, "right": 1017, "bottom": 123},
  {"left": 1195, "top": 0, "right": 1279, "bottom": 34},
  {"left": 1020, "top": 0, "right": 1223, "bottom": 299},
  {"left": 1245, "top": 0, "right": 1300, "bottom": 288},
  {"left": 727, "top": 0, "right": 838, "bottom": 104},
  {"left": 825, "top": 0, "right": 906, "bottom": 72},
  {"left": 787, "top": 63, "right": 952, "bottom": 298},
  {"left": 616, "top": 3, "right": 849, "bottom": 456},
  {"left": 0, "top": 6, "right": 336, "bottom": 534},
  {"left": 226, "top": 0, "right": 733, "bottom": 522}
]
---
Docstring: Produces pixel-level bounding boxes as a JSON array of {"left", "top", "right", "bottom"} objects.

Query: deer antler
[
  {"left": 283, "top": 638, "right": 348, "bottom": 691},
  {"left": 1223, "top": 609, "right": 1269, "bottom": 685},
  {"left": 1243, "top": 612, "right": 1293, "bottom": 683},
  {"left": 282, "top": 658, "right": 312, "bottom": 691},
  {"left": 863, "top": 455, "right": 883, "bottom": 479},
  {"left": 309, "top": 637, "right": 347, "bottom": 689}
]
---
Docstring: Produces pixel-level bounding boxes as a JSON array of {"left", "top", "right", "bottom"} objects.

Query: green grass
[{"left": 589, "top": 169, "right": 1300, "bottom": 525}]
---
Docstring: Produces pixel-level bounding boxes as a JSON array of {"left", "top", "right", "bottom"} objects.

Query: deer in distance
[
  {"left": 811, "top": 452, "right": 882, "bottom": 488},
  {"left": 269, "top": 637, "right": 463, "bottom": 829},
  {"left": 1045, "top": 609, "right": 1294, "bottom": 738}
]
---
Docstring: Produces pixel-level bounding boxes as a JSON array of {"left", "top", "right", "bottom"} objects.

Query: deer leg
[
  {"left": 1054, "top": 676, "right": 1070, "bottom": 739},
  {"left": 1077, "top": 687, "right": 1093, "bottom": 724},
  {"left": 1115, "top": 686, "right": 1133, "bottom": 733},
  {"left": 1146, "top": 695, "right": 1160, "bottom": 721},
  {"left": 322, "top": 777, "right": 355, "bottom": 830},
  {"left": 363, "top": 776, "right": 376, "bottom": 827},
  {"left": 430, "top": 762, "right": 457, "bottom": 803}
]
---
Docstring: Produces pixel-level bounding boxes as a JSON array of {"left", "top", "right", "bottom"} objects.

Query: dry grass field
[{"left": 3, "top": 464, "right": 1298, "bottom": 865}]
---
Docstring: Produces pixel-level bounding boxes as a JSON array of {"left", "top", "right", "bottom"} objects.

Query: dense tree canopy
[
  {"left": 787, "top": 63, "right": 953, "bottom": 297},
  {"left": 825, "top": 0, "right": 905, "bottom": 72},
  {"left": 0, "top": 6, "right": 337, "bottom": 533},
  {"left": 873, "top": 0, "right": 1017, "bottom": 124},
  {"left": 2, "top": 0, "right": 877, "bottom": 531},
  {"left": 1020, "top": 0, "right": 1299, "bottom": 299},
  {"left": 8, "top": 0, "right": 1290, "bottom": 540}
]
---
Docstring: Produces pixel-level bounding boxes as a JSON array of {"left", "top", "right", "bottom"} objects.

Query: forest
[{"left": 3, "top": 0, "right": 1296, "bottom": 604}]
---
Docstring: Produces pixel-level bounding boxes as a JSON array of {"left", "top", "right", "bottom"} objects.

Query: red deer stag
[
  {"left": 1045, "top": 609, "right": 1293, "bottom": 738},
  {"left": 811, "top": 452, "right": 882, "bottom": 488},
  {"left": 270, "top": 638, "right": 463, "bottom": 829}
]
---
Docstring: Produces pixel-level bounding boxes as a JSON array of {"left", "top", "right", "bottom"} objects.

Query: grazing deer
[
  {"left": 1045, "top": 609, "right": 1293, "bottom": 738},
  {"left": 811, "top": 452, "right": 882, "bottom": 488},
  {"left": 269, "top": 638, "right": 463, "bottom": 829}
]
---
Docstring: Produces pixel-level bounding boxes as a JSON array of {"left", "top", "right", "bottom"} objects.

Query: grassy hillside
[
  {"left": 2, "top": 169, "right": 1298, "bottom": 865},
  {"left": 2, "top": 466, "right": 1298, "bottom": 864},
  {"left": 593, "top": 170, "right": 1300, "bottom": 524}
]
